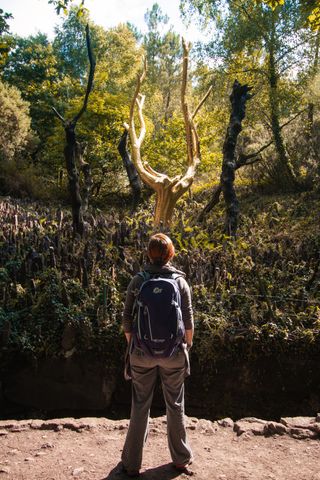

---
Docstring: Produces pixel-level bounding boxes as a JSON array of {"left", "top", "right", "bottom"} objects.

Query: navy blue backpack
[{"left": 132, "top": 272, "right": 185, "bottom": 358}]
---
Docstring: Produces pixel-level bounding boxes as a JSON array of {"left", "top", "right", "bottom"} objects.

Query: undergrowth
[{"left": 0, "top": 190, "right": 319, "bottom": 381}]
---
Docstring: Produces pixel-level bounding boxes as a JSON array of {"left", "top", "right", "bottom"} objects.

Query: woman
[{"left": 121, "top": 233, "right": 194, "bottom": 477}]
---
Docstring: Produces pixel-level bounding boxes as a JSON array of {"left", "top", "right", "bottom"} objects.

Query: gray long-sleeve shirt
[{"left": 122, "top": 262, "right": 194, "bottom": 333}]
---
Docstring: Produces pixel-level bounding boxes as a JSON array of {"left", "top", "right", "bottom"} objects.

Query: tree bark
[
  {"left": 307, "top": 30, "right": 320, "bottom": 170},
  {"left": 117, "top": 129, "right": 142, "bottom": 211},
  {"left": 221, "top": 80, "right": 252, "bottom": 236},
  {"left": 125, "top": 41, "right": 211, "bottom": 227},
  {"left": 52, "top": 24, "right": 95, "bottom": 236},
  {"left": 78, "top": 144, "right": 93, "bottom": 212},
  {"left": 64, "top": 125, "right": 84, "bottom": 235},
  {"left": 268, "top": 12, "right": 297, "bottom": 189}
]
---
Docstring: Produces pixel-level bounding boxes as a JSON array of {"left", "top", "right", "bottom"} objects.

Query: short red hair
[{"left": 147, "top": 233, "right": 175, "bottom": 266}]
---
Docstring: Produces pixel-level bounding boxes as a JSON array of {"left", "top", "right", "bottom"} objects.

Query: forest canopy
[{"left": 0, "top": 0, "right": 318, "bottom": 227}]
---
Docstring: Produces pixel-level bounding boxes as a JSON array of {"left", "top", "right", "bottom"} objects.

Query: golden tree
[{"left": 124, "top": 39, "right": 211, "bottom": 226}]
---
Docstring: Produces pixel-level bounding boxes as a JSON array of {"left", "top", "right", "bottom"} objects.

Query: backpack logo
[{"left": 153, "top": 287, "right": 163, "bottom": 294}]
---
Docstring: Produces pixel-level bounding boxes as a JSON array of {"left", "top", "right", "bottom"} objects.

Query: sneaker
[
  {"left": 121, "top": 463, "right": 140, "bottom": 477},
  {"left": 174, "top": 460, "right": 194, "bottom": 476}
]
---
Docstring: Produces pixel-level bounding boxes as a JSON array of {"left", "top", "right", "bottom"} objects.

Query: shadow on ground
[{"left": 102, "top": 461, "right": 186, "bottom": 479}]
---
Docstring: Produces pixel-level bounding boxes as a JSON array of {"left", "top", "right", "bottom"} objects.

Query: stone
[
  {"left": 311, "top": 423, "right": 320, "bottom": 435},
  {"left": 10, "top": 426, "right": 29, "bottom": 432},
  {"left": 217, "top": 417, "right": 234, "bottom": 428},
  {"left": 280, "top": 417, "right": 316, "bottom": 430},
  {"left": 76, "top": 418, "right": 99, "bottom": 430},
  {"left": 41, "top": 419, "right": 61, "bottom": 430},
  {"left": 289, "top": 428, "right": 318, "bottom": 440},
  {"left": 264, "top": 422, "right": 288, "bottom": 436},
  {"left": 31, "top": 420, "right": 45, "bottom": 430},
  {"left": 196, "top": 419, "right": 216, "bottom": 434},
  {"left": 0, "top": 467, "right": 10, "bottom": 474},
  {"left": 240, "top": 417, "right": 267, "bottom": 424},
  {"left": 41, "top": 442, "right": 54, "bottom": 449},
  {"left": 234, "top": 420, "right": 265, "bottom": 436},
  {"left": 8, "top": 450, "right": 18, "bottom": 456},
  {"left": 7, "top": 420, "right": 30, "bottom": 432},
  {"left": 0, "top": 430, "right": 8, "bottom": 436},
  {"left": 72, "top": 467, "right": 85, "bottom": 476},
  {"left": 187, "top": 425, "right": 196, "bottom": 430}
]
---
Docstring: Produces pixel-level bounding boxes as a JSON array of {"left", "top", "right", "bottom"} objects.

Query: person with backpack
[{"left": 121, "top": 233, "right": 194, "bottom": 477}]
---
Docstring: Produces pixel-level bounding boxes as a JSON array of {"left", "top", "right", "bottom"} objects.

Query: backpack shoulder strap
[
  {"left": 169, "top": 273, "right": 184, "bottom": 283},
  {"left": 137, "top": 271, "right": 151, "bottom": 282}
]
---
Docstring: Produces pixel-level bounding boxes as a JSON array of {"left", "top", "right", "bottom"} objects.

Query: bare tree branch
[
  {"left": 72, "top": 24, "right": 96, "bottom": 125},
  {"left": 52, "top": 107, "right": 66, "bottom": 124},
  {"left": 192, "top": 85, "right": 213, "bottom": 120}
]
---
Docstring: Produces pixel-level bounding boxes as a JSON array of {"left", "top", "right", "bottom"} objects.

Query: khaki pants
[{"left": 121, "top": 347, "right": 192, "bottom": 471}]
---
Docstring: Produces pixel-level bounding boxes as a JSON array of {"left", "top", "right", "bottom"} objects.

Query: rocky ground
[{"left": 0, "top": 415, "right": 320, "bottom": 480}]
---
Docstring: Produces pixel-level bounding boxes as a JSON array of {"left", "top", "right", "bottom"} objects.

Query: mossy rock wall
[{"left": 2, "top": 351, "right": 320, "bottom": 420}]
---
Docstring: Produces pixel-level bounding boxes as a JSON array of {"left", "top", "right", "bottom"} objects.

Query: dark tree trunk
[
  {"left": 64, "top": 125, "right": 84, "bottom": 236},
  {"left": 220, "top": 80, "right": 252, "bottom": 236},
  {"left": 78, "top": 144, "right": 93, "bottom": 212},
  {"left": 118, "top": 129, "right": 142, "bottom": 211},
  {"left": 52, "top": 24, "right": 95, "bottom": 236}
]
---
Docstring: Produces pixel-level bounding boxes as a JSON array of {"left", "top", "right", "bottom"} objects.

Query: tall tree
[
  {"left": 53, "top": 7, "right": 92, "bottom": 80},
  {"left": 125, "top": 40, "right": 211, "bottom": 226},
  {"left": 0, "top": 81, "right": 32, "bottom": 163},
  {"left": 52, "top": 24, "right": 96, "bottom": 236},
  {"left": 181, "top": 0, "right": 316, "bottom": 189},
  {"left": 144, "top": 4, "right": 182, "bottom": 127},
  {"left": 2, "top": 33, "right": 59, "bottom": 152}
]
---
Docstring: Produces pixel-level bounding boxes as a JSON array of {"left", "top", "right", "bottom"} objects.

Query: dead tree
[
  {"left": 199, "top": 107, "right": 307, "bottom": 224},
  {"left": 221, "top": 80, "right": 253, "bottom": 236},
  {"left": 52, "top": 24, "right": 96, "bottom": 236},
  {"left": 124, "top": 39, "right": 212, "bottom": 226},
  {"left": 117, "top": 129, "right": 142, "bottom": 211}
]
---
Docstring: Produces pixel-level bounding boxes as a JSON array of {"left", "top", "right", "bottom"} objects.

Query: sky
[{"left": 1, "top": 0, "right": 209, "bottom": 42}]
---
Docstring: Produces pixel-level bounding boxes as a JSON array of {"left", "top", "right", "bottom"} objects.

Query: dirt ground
[{"left": 0, "top": 416, "right": 320, "bottom": 480}]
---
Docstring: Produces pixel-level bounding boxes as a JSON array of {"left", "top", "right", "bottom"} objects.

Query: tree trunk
[
  {"left": 220, "top": 80, "right": 252, "bottom": 236},
  {"left": 64, "top": 125, "right": 84, "bottom": 236},
  {"left": 125, "top": 40, "right": 209, "bottom": 227},
  {"left": 154, "top": 183, "right": 181, "bottom": 226},
  {"left": 52, "top": 24, "right": 95, "bottom": 236},
  {"left": 307, "top": 30, "right": 320, "bottom": 170},
  {"left": 78, "top": 143, "right": 93, "bottom": 212},
  {"left": 268, "top": 13, "right": 297, "bottom": 189},
  {"left": 117, "top": 129, "right": 142, "bottom": 211}
]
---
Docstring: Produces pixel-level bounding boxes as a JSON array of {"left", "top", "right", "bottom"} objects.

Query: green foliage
[
  {"left": 1, "top": 33, "right": 59, "bottom": 146},
  {"left": 0, "top": 81, "right": 33, "bottom": 163},
  {"left": 1, "top": 191, "right": 319, "bottom": 374},
  {"left": 48, "top": 0, "right": 86, "bottom": 16},
  {"left": 0, "top": 8, "right": 12, "bottom": 64},
  {"left": 143, "top": 4, "right": 182, "bottom": 127},
  {"left": 53, "top": 7, "right": 91, "bottom": 80}
]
